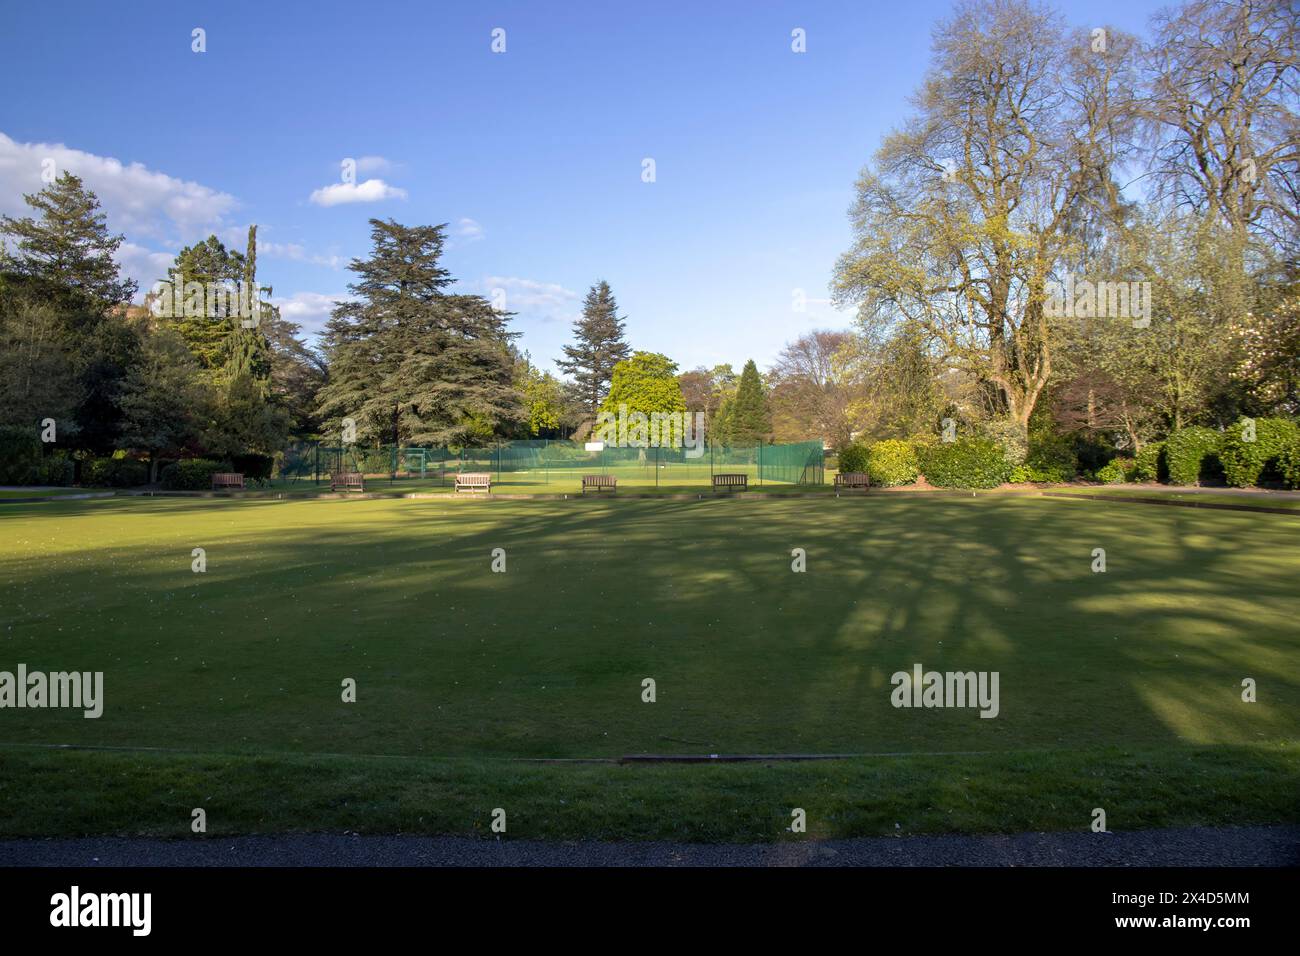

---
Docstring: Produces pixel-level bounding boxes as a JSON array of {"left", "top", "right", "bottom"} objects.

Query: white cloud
[
  {"left": 309, "top": 178, "right": 407, "bottom": 207},
  {"left": 481, "top": 276, "right": 581, "bottom": 324},
  {"left": 0, "top": 131, "right": 237, "bottom": 242},
  {"left": 114, "top": 242, "right": 177, "bottom": 294},
  {"left": 454, "top": 217, "right": 485, "bottom": 241}
]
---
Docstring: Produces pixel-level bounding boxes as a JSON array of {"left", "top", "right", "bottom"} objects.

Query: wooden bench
[
  {"left": 331, "top": 472, "right": 365, "bottom": 492},
  {"left": 211, "top": 472, "right": 245, "bottom": 491},
  {"left": 712, "top": 473, "right": 748, "bottom": 492},
  {"left": 581, "top": 474, "right": 617, "bottom": 494},
  {"left": 834, "top": 472, "right": 871, "bottom": 491},
  {"left": 454, "top": 472, "right": 492, "bottom": 494}
]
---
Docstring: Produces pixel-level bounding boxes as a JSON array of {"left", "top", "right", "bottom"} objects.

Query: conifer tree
[{"left": 557, "top": 280, "right": 631, "bottom": 416}]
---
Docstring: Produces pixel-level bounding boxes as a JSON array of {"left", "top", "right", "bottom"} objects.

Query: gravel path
[{"left": 2, "top": 826, "right": 1295, "bottom": 867}]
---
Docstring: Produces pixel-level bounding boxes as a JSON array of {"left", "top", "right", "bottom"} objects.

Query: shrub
[
  {"left": 919, "top": 437, "right": 1011, "bottom": 489},
  {"left": 160, "top": 458, "right": 232, "bottom": 491},
  {"left": 231, "top": 453, "right": 275, "bottom": 483},
  {"left": 0, "top": 426, "right": 41, "bottom": 484},
  {"left": 34, "top": 453, "right": 74, "bottom": 486},
  {"left": 1008, "top": 462, "right": 1070, "bottom": 484},
  {"left": 1131, "top": 441, "right": 1166, "bottom": 483},
  {"left": 980, "top": 419, "right": 1028, "bottom": 466},
  {"left": 865, "top": 439, "right": 918, "bottom": 486},
  {"left": 82, "top": 456, "right": 149, "bottom": 488},
  {"left": 1095, "top": 458, "right": 1132, "bottom": 484},
  {"left": 1165, "top": 426, "right": 1222, "bottom": 486},
  {"left": 1280, "top": 438, "right": 1300, "bottom": 490},
  {"left": 1217, "top": 417, "right": 1298, "bottom": 487},
  {"left": 1024, "top": 434, "right": 1077, "bottom": 482},
  {"left": 836, "top": 443, "right": 869, "bottom": 475}
]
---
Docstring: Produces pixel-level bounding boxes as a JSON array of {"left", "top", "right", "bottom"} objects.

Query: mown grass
[
  {"left": 1, "top": 744, "right": 1295, "bottom": 842},
  {"left": 0, "top": 494, "right": 1295, "bottom": 839}
]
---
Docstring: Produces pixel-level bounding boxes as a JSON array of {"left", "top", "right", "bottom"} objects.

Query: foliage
[
  {"left": 836, "top": 443, "right": 869, "bottom": 474},
  {"left": 231, "top": 453, "right": 275, "bottom": 483},
  {"left": 160, "top": 458, "right": 233, "bottom": 491},
  {"left": 1165, "top": 426, "right": 1223, "bottom": 486},
  {"left": 317, "top": 219, "right": 521, "bottom": 446},
  {"left": 1095, "top": 459, "right": 1133, "bottom": 484},
  {"left": 0, "top": 426, "right": 41, "bottom": 483},
  {"left": 556, "top": 281, "right": 631, "bottom": 416},
  {"left": 865, "top": 439, "right": 918, "bottom": 486},
  {"left": 918, "top": 437, "right": 1011, "bottom": 489},
  {"left": 1279, "top": 437, "right": 1300, "bottom": 490},
  {"left": 1218, "top": 416, "right": 1299, "bottom": 487},
  {"left": 1132, "top": 441, "right": 1166, "bottom": 483},
  {"left": 725, "top": 359, "right": 771, "bottom": 445},
  {"left": 0, "top": 172, "right": 136, "bottom": 308},
  {"left": 598, "top": 352, "right": 686, "bottom": 436},
  {"left": 82, "top": 455, "right": 149, "bottom": 488}
]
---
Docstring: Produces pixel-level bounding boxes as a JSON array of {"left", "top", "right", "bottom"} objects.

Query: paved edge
[{"left": 1, "top": 826, "right": 1296, "bottom": 867}]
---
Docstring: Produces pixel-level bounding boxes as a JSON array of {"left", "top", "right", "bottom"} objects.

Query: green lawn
[{"left": 0, "top": 494, "right": 1296, "bottom": 839}]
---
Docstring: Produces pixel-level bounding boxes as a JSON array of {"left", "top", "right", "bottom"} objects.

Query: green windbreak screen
[{"left": 278, "top": 440, "right": 824, "bottom": 488}]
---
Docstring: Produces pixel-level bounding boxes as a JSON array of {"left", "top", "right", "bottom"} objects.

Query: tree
[
  {"left": 678, "top": 364, "right": 736, "bottom": 443},
  {"left": 0, "top": 283, "right": 79, "bottom": 431},
  {"left": 599, "top": 351, "right": 686, "bottom": 424},
  {"left": 557, "top": 280, "right": 631, "bottom": 416},
  {"left": 1232, "top": 282, "right": 1300, "bottom": 416},
  {"left": 768, "top": 330, "right": 862, "bottom": 446},
  {"left": 117, "top": 329, "right": 210, "bottom": 480},
  {"left": 156, "top": 234, "right": 247, "bottom": 371},
  {"left": 1142, "top": 0, "right": 1299, "bottom": 263},
  {"left": 726, "top": 359, "right": 772, "bottom": 445},
  {"left": 514, "top": 353, "right": 567, "bottom": 437},
  {"left": 833, "top": 0, "right": 1138, "bottom": 446},
  {"left": 0, "top": 172, "right": 136, "bottom": 310},
  {"left": 317, "top": 218, "right": 521, "bottom": 446}
]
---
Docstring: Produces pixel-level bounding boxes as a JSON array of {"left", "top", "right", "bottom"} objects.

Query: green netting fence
[{"left": 277, "top": 439, "right": 824, "bottom": 489}]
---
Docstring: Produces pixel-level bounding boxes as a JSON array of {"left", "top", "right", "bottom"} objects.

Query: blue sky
[{"left": 0, "top": 0, "right": 1170, "bottom": 375}]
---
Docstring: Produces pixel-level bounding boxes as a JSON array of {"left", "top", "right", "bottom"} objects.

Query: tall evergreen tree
[
  {"left": 157, "top": 235, "right": 246, "bottom": 370},
  {"left": 0, "top": 172, "right": 136, "bottom": 310},
  {"left": 557, "top": 280, "right": 630, "bottom": 416},
  {"left": 317, "top": 218, "right": 521, "bottom": 446},
  {"left": 726, "top": 359, "right": 772, "bottom": 445}
]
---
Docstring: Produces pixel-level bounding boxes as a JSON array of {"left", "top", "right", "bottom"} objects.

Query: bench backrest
[
  {"left": 456, "top": 472, "right": 491, "bottom": 486},
  {"left": 836, "top": 472, "right": 870, "bottom": 485},
  {"left": 212, "top": 473, "right": 244, "bottom": 487},
  {"left": 713, "top": 473, "right": 747, "bottom": 486},
  {"left": 336, "top": 472, "right": 364, "bottom": 487},
  {"left": 582, "top": 475, "right": 615, "bottom": 486}
]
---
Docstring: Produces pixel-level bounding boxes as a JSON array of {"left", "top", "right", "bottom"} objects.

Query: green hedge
[
  {"left": 160, "top": 458, "right": 232, "bottom": 491},
  {"left": 1132, "top": 441, "right": 1166, "bottom": 483},
  {"left": 82, "top": 456, "right": 149, "bottom": 488},
  {"left": 1280, "top": 439, "right": 1300, "bottom": 490},
  {"left": 1165, "top": 426, "right": 1222, "bottom": 486},
  {"left": 836, "top": 443, "right": 869, "bottom": 475},
  {"left": 1218, "top": 417, "right": 1298, "bottom": 487},
  {"left": 919, "top": 438, "right": 1011, "bottom": 489},
  {"left": 865, "top": 439, "right": 918, "bottom": 487}
]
